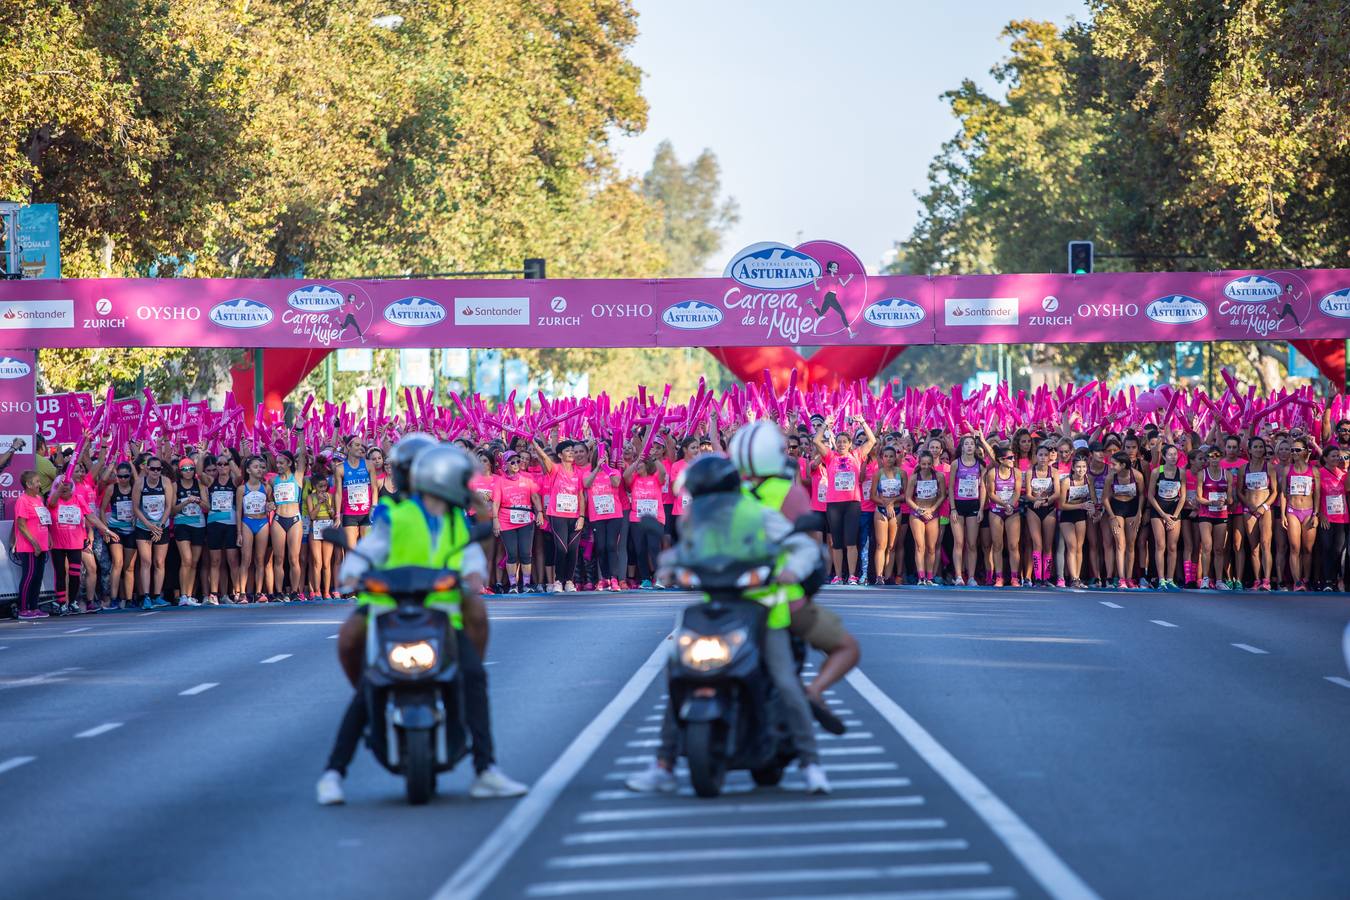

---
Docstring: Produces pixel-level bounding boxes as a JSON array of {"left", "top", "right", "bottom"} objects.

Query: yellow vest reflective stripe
[{"left": 361, "top": 499, "right": 466, "bottom": 629}]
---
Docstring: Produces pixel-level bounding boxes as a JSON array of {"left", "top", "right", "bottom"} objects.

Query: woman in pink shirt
[
  {"left": 585, "top": 452, "right": 626, "bottom": 592},
  {"left": 12, "top": 471, "right": 51, "bottom": 619},
  {"left": 1317, "top": 445, "right": 1348, "bottom": 591},
  {"left": 533, "top": 437, "right": 586, "bottom": 593},
  {"left": 624, "top": 448, "right": 667, "bottom": 590},
  {"left": 491, "top": 452, "right": 542, "bottom": 594},
  {"left": 470, "top": 451, "right": 499, "bottom": 593},
  {"left": 813, "top": 416, "right": 877, "bottom": 585},
  {"left": 48, "top": 473, "right": 116, "bottom": 614}
]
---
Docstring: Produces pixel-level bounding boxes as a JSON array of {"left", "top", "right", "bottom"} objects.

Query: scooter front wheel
[
  {"left": 403, "top": 728, "right": 436, "bottom": 805},
  {"left": 685, "top": 721, "right": 726, "bottom": 798}
]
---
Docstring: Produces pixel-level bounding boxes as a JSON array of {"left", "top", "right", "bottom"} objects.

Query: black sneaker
[{"left": 807, "top": 695, "right": 847, "bottom": 735}]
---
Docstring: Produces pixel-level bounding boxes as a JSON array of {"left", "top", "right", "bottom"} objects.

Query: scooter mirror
[
  {"left": 468, "top": 519, "right": 494, "bottom": 543},
  {"left": 791, "top": 512, "right": 825, "bottom": 535},
  {"left": 322, "top": 526, "right": 351, "bottom": 549},
  {"left": 637, "top": 515, "right": 665, "bottom": 539}
]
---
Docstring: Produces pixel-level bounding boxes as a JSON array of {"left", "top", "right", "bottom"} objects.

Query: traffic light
[
  {"left": 523, "top": 257, "right": 546, "bottom": 279},
  {"left": 1067, "top": 241, "right": 1093, "bottom": 274}
]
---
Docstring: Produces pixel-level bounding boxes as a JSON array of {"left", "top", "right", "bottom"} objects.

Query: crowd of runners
[{"left": 5, "top": 378, "right": 1350, "bottom": 619}]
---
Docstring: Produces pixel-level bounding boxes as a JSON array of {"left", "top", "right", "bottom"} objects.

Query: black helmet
[
  {"left": 411, "top": 445, "right": 474, "bottom": 507},
  {"left": 682, "top": 455, "right": 741, "bottom": 498},
  {"left": 387, "top": 432, "right": 437, "bottom": 494}
]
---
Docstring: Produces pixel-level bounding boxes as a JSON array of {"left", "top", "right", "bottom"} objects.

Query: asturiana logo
[
  {"left": 661, "top": 300, "right": 723, "bottom": 330},
  {"left": 724, "top": 243, "right": 822, "bottom": 291},
  {"left": 1222, "top": 275, "right": 1282, "bottom": 303},
  {"left": 863, "top": 298, "right": 925, "bottom": 329},
  {"left": 287, "top": 284, "right": 344, "bottom": 312},
  {"left": 1319, "top": 288, "right": 1350, "bottom": 319},
  {"left": 384, "top": 296, "right": 446, "bottom": 327},
  {"left": 0, "top": 356, "right": 31, "bottom": 379},
  {"left": 1145, "top": 295, "right": 1207, "bottom": 324},
  {"left": 209, "top": 298, "right": 274, "bottom": 329}
]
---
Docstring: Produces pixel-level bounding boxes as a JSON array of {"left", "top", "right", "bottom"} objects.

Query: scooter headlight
[
  {"left": 735, "top": 565, "right": 773, "bottom": 588},
  {"left": 387, "top": 640, "right": 438, "bottom": 673},
  {"left": 673, "top": 567, "right": 701, "bottom": 588},
  {"left": 676, "top": 627, "right": 748, "bottom": 671}
]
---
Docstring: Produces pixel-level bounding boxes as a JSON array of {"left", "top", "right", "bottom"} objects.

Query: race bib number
[
  {"left": 880, "top": 478, "right": 902, "bottom": 498},
  {"left": 181, "top": 502, "right": 201, "bottom": 519},
  {"left": 1112, "top": 482, "right": 1137, "bottom": 497},
  {"left": 1068, "top": 484, "right": 1089, "bottom": 502},
  {"left": 995, "top": 488, "right": 1014, "bottom": 504},
  {"left": 346, "top": 483, "right": 370, "bottom": 509},
  {"left": 555, "top": 492, "right": 579, "bottom": 514},
  {"left": 1328, "top": 495, "right": 1346, "bottom": 516},
  {"left": 833, "top": 470, "right": 856, "bottom": 493},
  {"left": 114, "top": 499, "right": 133, "bottom": 521},
  {"left": 142, "top": 495, "right": 165, "bottom": 520},
  {"left": 592, "top": 494, "right": 616, "bottom": 516},
  {"left": 957, "top": 476, "right": 979, "bottom": 499},
  {"left": 816, "top": 478, "right": 828, "bottom": 503},
  {"left": 508, "top": 508, "right": 533, "bottom": 525},
  {"left": 35, "top": 505, "right": 51, "bottom": 526},
  {"left": 1289, "top": 475, "right": 1312, "bottom": 497},
  {"left": 635, "top": 498, "right": 660, "bottom": 518},
  {"left": 57, "top": 504, "right": 82, "bottom": 525},
  {"left": 1031, "top": 477, "right": 1052, "bottom": 496},
  {"left": 211, "top": 491, "right": 233, "bottom": 512},
  {"left": 915, "top": 480, "right": 937, "bottom": 501},
  {"left": 861, "top": 478, "right": 873, "bottom": 500},
  {"left": 273, "top": 482, "right": 298, "bottom": 504},
  {"left": 1157, "top": 480, "right": 1180, "bottom": 501},
  {"left": 243, "top": 493, "right": 266, "bottom": 516},
  {"left": 1245, "top": 472, "right": 1268, "bottom": 491},
  {"left": 311, "top": 518, "right": 333, "bottom": 540},
  {"left": 1207, "top": 491, "right": 1227, "bottom": 509}
]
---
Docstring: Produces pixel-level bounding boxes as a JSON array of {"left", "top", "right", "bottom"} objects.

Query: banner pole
[{"left": 253, "top": 348, "right": 264, "bottom": 412}]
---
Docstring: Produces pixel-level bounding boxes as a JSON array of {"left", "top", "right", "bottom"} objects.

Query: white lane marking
[
  {"left": 563, "top": 818, "right": 947, "bottom": 845},
  {"left": 578, "top": 795, "right": 924, "bottom": 823},
  {"left": 1150, "top": 620, "right": 1178, "bottom": 628},
  {"left": 75, "top": 722, "right": 123, "bottom": 739},
  {"left": 625, "top": 739, "right": 659, "bottom": 748},
  {"left": 1231, "top": 643, "right": 1269, "bottom": 655},
  {"left": 613, "top": 754, "right": 652, "bottom": 765},
  {"left": 592, "top": 777, "right": 913, "bottom": 801},
  {"left": 1098, "top": 601, "right": 1123, "bottom": 609},
  {"left": 1325, "top": 676, "right": 1350, "bottom": 689},
  {"left": 634, "top": 726, "right": 659, "bottom": 733},
  {"left": 826, "top": 698, "right": 844, "bottom": 706},
  {"left": 179, "top": 682, "right": 219, "bottom": 696},
  {"left": 547, "top": 839, "right": 970, "bottom": 869},
  {"left": 0, "top": 756, "right": 36, "bottom": 775},
  {"left": 260, "top": 654, "right": 292, "bottom": 664},
  {"left": 65, "top": 626, "right": 92, "bottom": 634},
  {"left": 432, "top": 640, "right": 668, "bottom": 900},
  {"left": 642, "top": 714, "right": 662, "bottom": 721},
  {"left": 849, "top": 668, "right": 1101, "bottom": 900},
  {"left": 819, "top": 731, "right": 875, "bottom": 740},
  {"left": 524, "top": 863, "right": 989, "bottom": 896},
  {"left": 0, "top": 646, "right": 8, "bottom": 650},
  {"left": 0, "top": 667, "right": 82, "bottom": 690},
  {"left": 761, "top": 890, "right": 1016, "bottom": 900},
  {"left": 327, "top": 634, "right": 339, "bottom": 639},
  {"left": 137, "top": 611, "right": 157, "bottom": 617},
  {"left": 602, "top": 760, "right": 902, "bottom": 781},
  {"left": 821, "top": 745, "right": 886, "bottom": 756}
]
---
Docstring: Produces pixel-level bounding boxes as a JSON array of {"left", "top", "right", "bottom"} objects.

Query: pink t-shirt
[
  {"left": 808, "top": 458, "right": 827, "bottom": 512},
  {"left": 660, "top": 458, "right": 676, "bottom": 504},
  {"left": 587, "top": 469, "right": 624, "bottom": 521},
  {"left": 14, "top": 494, "right": 51, "bottom": 553},
  {"left": 469, "top": 473, "right": 496, "bottom": 510},
  {"left": 546, "top": 466, "right": 584, "bottom": 519},
  {"left": 1320, "top": 466, "right": 1348, "bottom": 522},
  {"left": 493, "top": 475, "right": 539, "bottom": 531},
  {"left": 48, "top": 494, "right": 91, "bottom": 550},
  {"left": 860, "top": 461, "right": 878, "bottom": 513},
  {"left": 629, "top": 473, "right": 665, "bottom": 523},
  {"left": 669, "top": 459, "right": 689, "bottom": 516},
  {"left": 822, "top": 449, "right": 863, "bottom": 504}
]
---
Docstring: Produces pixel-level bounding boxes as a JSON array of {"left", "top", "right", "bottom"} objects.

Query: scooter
[{"left": 324, "top": 528, "right": 470, "bottom": 805}]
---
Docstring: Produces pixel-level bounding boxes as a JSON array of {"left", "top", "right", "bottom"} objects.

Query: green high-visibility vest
[
  {"left": 361, "top": 498, "right": 467, "bottom": 629},
  {"left": 690, "top": 492, "right": 795, "bottom": 629},
  {"left": 747, "top": 475, "right": 792, "bottom": 512}
]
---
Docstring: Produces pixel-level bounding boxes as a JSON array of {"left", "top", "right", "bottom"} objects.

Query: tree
[{"left": 642, "top": 140, "right": 739, "bottom": 276}]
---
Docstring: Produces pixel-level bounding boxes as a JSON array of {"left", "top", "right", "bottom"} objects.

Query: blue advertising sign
[{"left": 16, "top": 204, "right": 60, "bottom": 279}]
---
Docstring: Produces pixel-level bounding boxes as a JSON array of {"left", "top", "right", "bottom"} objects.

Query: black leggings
[
  {"left": 15, "top": 550, "right": 46, "bottom": 612},
  {"left": 628, "top": 520, "right": 660, "bottom": 581},
  {"left": 814, "top": 291, "right": 850, "bottom": 330},
  {"left": 1318, "top": 521, "right": 1348, "bottom": 585},
  {"left": 51, "top": 548, "right": 83, "bottom": 606},
  {"left": 548, "top": 516, "right": 582, "bottom": 583},
  {"left": 826, "top": 500, "right": 862, "bottom": 547},
  {"left": 590, "top": 518, "right": 624, "bottom": 580},
  {"left": 500, "top": 525, "right": 535, "bottom": 565}
]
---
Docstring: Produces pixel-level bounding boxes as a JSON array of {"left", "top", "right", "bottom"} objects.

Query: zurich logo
[
  {"left": 287, "top": 284, "right": 344, "bottom": 312},
  {"left": 723, "top": 242, "right": 822, "bottom": 290},
  {"left": 1223, "top": 275, "right": 1281, "bottom": 303},
  {"left": 863, "top": 298, "right": 925, "bottom": 329},
  {"left": 662, "top": 300, "right": 724, "bottom": 330},
  {"left": 0, "top": 356, "right": 31, "bottom": 379},
  {"left": 384, "top": 296, "right": 446, "bottom": 327},
  {"left": 1145, "top": 295, "right": 1207, "bottom": 324},
  {"left": 1319, "top": 288, "right": 1350, "bottom": 319},
  {"left": 209, "top": 298, "right": 274, "bottom": 329}
]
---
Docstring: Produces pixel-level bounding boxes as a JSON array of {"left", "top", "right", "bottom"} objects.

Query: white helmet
[
  {"left": 411, "top": 445, "right": 474, "bottom": 507},
  {"left": 728, "top": 420, "right": 787, "bottom": 478}
]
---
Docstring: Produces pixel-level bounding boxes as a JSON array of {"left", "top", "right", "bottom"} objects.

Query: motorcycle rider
[
  {"left": 316, "top": 442, "right": 527, "bottom": 804},
  {"left": 730, "top": 421, "right": 860, "bottom": 724},
  {"left": 626, "top": 455, "right": 831, "bottom": 795}
]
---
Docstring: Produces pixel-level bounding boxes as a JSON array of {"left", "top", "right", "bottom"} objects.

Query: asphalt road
[{"left": 2, "top": 585, "right": 1349, "bottom": 900}]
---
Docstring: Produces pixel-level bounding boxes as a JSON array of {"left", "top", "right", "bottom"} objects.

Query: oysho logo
[
  {"left": 0, "top": 357, "right": 31, "bottom": 379},
  {"left": 724, "top": 242, "right": 822, "bottom": 290},
  {"left": 661, "top": 300, "right": 724, "bottom": 330},
  {"left": 137, "top": 306, "right": 200, "bottom": 321},
  {"left": 1223, "top": 275, "right": 1282, "bottom": 303},
  {"left": 287, "top": 284, "right": 344, "bottom": 312},
  {"left": 209, "top": 298, "right": 274, "bottom": 329},
  {"left": 862, "top": 298, "right": 924, "bottom": 329},
  {"left": 1145, "top": 295, "right": 1207, "bottom": 324},
  {"left": 1319, "top": 288, "right": 1350, "bottom": 319},
  {"left": 1075, "top": 302, "right": 1138, "bottom": 318},
  {"left": 383, "top": 296, "right": 446, "bottom": 327},
  {"left": 454, "top": 296, "right": 530, "bottom": 326},
  {"left": 944, "top": 297, "right": 1019, "bottom": 326},
  {"left": 590, "top": 302, "right": 653, "bottom": 318},
  {"left": 0, "top": 299, "right": 75, "bottom": 329}
]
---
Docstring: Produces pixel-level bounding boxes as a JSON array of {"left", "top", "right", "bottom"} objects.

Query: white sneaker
[
  {"left": 469, "top": 766, "right": 529, "bottom": 798},
  {"left": 550, "top": 581, "right": 563, "bottom": 593},
  {"left": 181, "top": 596, "right": 199, "bottom": 607},
  {"left": 803, "top": 762, "right": 831, "bottom": 795},
  {"left": 625, "top": 762, "right": 677, "bottom": 793},
  {"left": 203, "top": 595, "right": 220, "bottom": 606},
  {"left": 316, "top": 769, "right": 345, "bottom": 805}
]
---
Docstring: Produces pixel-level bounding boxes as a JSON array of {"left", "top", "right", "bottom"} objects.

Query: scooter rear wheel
[
  {"left": 403, "top": 729, "right": 436, "bottom": 805},
  {"left": 751, "top": 765, "right": 785, "bottom": 786},
  {"left": 685, "top": 722, "right": 726, "bottom": 798}
]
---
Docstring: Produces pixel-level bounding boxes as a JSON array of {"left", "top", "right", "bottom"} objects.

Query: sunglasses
[
  {"left": 148, "top": 466, "right": 163, "bottom": 472},
  {"left": 117, "top": 472, "right": 132, "bottom": 478},
  {"left": 1294, "top": 448, "right": 1308, "bottom": 453}
]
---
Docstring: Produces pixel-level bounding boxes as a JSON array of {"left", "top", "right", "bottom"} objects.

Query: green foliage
[{"left": 643, "top": 140, "right": 740, "bottom": 276}]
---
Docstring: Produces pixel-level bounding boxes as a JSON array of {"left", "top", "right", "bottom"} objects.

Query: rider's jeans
[{"left": 656, "top": 627, "right": 819, "bottom": 767}]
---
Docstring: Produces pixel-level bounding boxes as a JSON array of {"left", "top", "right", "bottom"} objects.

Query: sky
[{"left": 613, "top": 0, "right": 1089, "bottom": 273}]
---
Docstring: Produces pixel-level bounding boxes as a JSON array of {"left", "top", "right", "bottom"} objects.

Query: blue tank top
[
  {"left": 241, "top": 483, "right": 269, "bottom": 520},
  {"left": 271, "top": 473, "right": 302, "bottom": 508}
]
